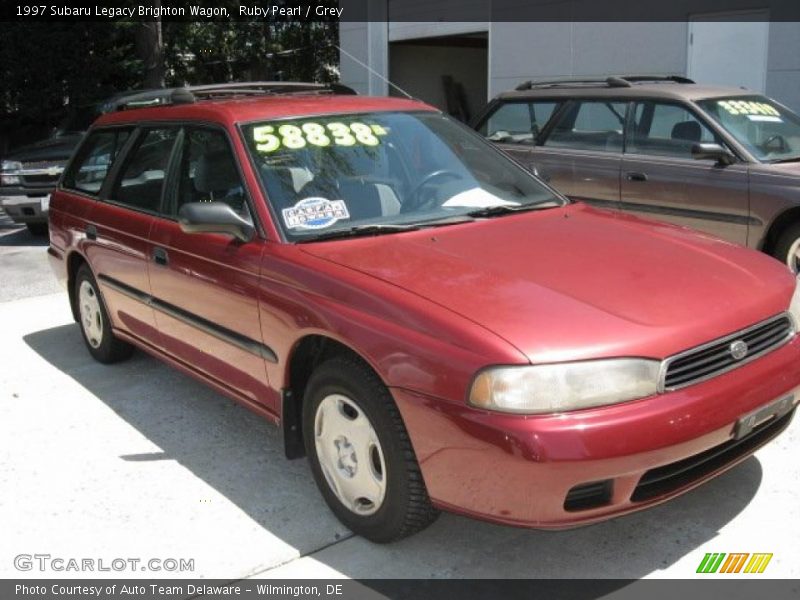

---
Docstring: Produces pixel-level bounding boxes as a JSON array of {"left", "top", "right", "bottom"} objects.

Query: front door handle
[
  {"left": 626, "top": 172, "right": 648, "bottom": 182},
  {"left": 85, "top": 225, "right": 97, "bottom": 241},
  {"left": 152, "top": 247, "right": 169, "bottom": 266}
]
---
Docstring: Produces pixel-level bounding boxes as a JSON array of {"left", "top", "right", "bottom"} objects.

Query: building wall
[
  {"left": 766, "top": 22, "right": 800, "bottom": 110},
  {"left": 339, "top": 4, "right": 800, "bottom": 112},
  {"left": 339, "top": 22, "right": 389, "bottom": 96},
  {"left": 488, "top": 22, "right": 688, "bottom": 98}
]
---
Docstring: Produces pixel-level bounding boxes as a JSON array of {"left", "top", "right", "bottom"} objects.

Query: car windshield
[
  {"left": 241, "top": 111, "right": 563, "bottom": 241},
  {"left": 697, "top": 95, "right": 800, "bottom": 163}
]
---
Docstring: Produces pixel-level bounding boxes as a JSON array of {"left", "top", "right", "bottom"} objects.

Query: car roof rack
[
  {"left": 108, "top": 82, "right": 358, "bottom": 111},
  {"left": 514, "top": 74, "right": 694, "bottom": 91}
]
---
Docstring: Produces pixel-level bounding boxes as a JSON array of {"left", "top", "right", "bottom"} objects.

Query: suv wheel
[
  {"left": 26, "top": 222, "right": 47, "bottom": 235},
  {"left": 303, "top": 356, "right": 439, "bottom": 543},
  {"left": 773, "top": 223, "right": 800, "bottom": 274},
  {"left": 75, "top": 264, "right": 134, "bottom": 363}
]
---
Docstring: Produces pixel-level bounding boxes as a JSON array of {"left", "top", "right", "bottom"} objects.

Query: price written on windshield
[{"left": 253, "top": 121, "right": 388, "bottom": 153}]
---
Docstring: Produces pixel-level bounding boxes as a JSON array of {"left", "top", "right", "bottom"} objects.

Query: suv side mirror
[
  {"left": 692, "top": 143, "right": 735, "bottom": 166},
  {"left": 178, "top": 202, "right": 255, "bottom": 242}
]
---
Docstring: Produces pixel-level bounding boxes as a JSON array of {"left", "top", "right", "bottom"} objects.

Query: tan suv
[{"left": 473, "top": 75, "right": 800, "bottom": 272}]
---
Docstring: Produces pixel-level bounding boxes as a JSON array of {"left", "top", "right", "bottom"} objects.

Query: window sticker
[
  {"left": 253, "top": 121, "right": 387, "bottom": 153},
  {"left": 718, "top": 100, "right": 780, "bottom": 117},
  {"left": 282, "top": 197, "right": 350, "bottom": 229}
]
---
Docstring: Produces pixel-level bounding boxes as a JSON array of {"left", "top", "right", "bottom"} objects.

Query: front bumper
[
  {"left": 392, "top": 334, "right": 800, "bottom": 528},
  {"left": 1, "top": 191, "right": 50, "bottom": 224}
]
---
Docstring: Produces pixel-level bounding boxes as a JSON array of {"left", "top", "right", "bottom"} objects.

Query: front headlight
[
  {"left": 0, "top": 160, "right": 22, "bottom": 186},
  {"left": 468, "top": 359, "right": 661, "bottom": 414},
  {"left": 788, "top": 277, "right": 800, "bottom": 330},
  {"left": 1, "top": 160, "right": 22, "bottom": 172}
]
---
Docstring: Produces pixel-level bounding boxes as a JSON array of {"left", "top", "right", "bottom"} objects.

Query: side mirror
[
  {"left": 691, "top": 142, "right": 735, "bottom": 166},
  {"left": 178, "top": 202, "right": 255, "bottom": 242}
]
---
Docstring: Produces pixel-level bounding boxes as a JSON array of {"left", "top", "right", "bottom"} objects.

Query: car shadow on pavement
[
  {"left": 0, "top": 226, "right": 47, "bottom": 247},
  {"left": 24, "top": 323, "right": 764, "bottom": 581}
]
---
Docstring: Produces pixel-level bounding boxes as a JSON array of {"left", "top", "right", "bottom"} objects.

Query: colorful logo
[{"left": 696, "top": 553, "right": 773, "bottom": 574}]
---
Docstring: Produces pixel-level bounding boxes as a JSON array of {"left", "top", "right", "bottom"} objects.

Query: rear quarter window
[{"left": 480, "top": 101, "right": 559, "bottom": 145}]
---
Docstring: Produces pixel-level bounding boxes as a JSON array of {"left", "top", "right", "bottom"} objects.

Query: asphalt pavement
[{"left": 1, "top": 214, "right": 798, "bottom": 581}]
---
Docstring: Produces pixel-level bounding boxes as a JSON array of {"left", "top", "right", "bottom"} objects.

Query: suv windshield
[
  {"left": 242, "top": 111, "right": 563, "bottom": 241},
  {"left": 697, "top": 95, "right": 800, "bottom": 163}
]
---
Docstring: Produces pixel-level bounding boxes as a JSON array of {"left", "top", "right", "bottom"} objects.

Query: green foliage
[
  {"left": 0, "top": 21, "right": 340, "bottom": 122},
  {"left": 163, "top": 21, "right": 338, "bottom": 85},
  {"left": 0, "top": 22, "right": 140, "bottom": 118}
]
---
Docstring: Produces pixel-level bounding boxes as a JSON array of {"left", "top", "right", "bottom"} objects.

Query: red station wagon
[{"left": 48, "top": 82, "right": 800, "bottom": 542}]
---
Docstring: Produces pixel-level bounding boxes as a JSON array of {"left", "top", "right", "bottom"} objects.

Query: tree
[
  {"left": 136, "top": 1, "right": 165, "bottom": 89},
  {"left": 0, "top": 20, "right": 340, "bottom": 124}
]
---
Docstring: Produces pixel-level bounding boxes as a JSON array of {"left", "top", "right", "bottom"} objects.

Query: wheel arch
[
  {"left": 760, "top": 206, "right": 800, "bottom": 255},
  {"left": 281, "top": 333, "right": 385, "bottom": 460},
  {"left": 66, "top": 250, "right": 89, "bottom": 323}
]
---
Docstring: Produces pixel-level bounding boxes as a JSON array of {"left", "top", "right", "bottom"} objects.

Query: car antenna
[{"left": 333, "top": 42, "right": 417, "bottom": 101}]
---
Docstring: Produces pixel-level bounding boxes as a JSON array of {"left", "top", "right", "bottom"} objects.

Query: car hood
[
  {"left": 300, "top": 203, "right": 795, "bottom": 363},
  {"left": 5, "top": 133, "right": 84, "bottom": 163}
]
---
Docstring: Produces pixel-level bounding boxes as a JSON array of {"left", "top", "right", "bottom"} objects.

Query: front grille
[
  {"left": 18, "top": 160, "right": 66, "bottom": 187},
  {"left": 21, "top": 174, "right": 59, "bottom": 185},
  {"left": 662, "top": 314, "right": 794, "bottom": 390},
  {"left": 631, "top": 409, "right": 794, "bottom": 502},
  {"left": 21, "top": 160, "right": 67, "bottom": 170}
]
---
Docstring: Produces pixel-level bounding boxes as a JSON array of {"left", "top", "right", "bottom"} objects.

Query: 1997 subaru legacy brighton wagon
[{"left": 48, "top": 82, "right": 800, "bottom": 542}]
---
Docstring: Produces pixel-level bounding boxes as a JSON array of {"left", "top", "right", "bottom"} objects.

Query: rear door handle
[
  {"left": 85, "top": 225, "right": 97, "bottom": 241},
  {"left": 152, "top": 247, "right": 169, "bottom": 266},
  {"left": 626, "top": 172, "right": 648, "bottom": 182}
]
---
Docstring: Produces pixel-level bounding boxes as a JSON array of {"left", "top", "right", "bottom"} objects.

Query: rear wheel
[
  {"left": 303, "top": 356, "right": 438, "bottom": 543},
  {"left": 74, "top": 264, "right": 134, "bottom": 363},
  {"left": 772, "top": 222, "right": 800, "bottom": 274},
  {"left": 26, "top": 222, "right": 47, "bottom": 235}
]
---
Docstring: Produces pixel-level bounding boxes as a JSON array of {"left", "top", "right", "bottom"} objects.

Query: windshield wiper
[
  {"left": 296, "top": 223, "right": 421, "bottom": 243},
  {"left": 296, "top": 215, "right": 478, "bottom": 243},
  {"left": 770, "top": 157, "right": 800, "bottom": 164},
  {"left": 466, "top": 202, "right": 559, "bottom": 218}
]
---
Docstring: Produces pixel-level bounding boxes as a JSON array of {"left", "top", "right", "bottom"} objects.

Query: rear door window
[
  {"left": 63, "top": 129, "right": 130, "bottom": 196},
  {"left": 480, "top": 101, "right": 559, "bottom": 145},
  {"left": 628, "top": 101, "right": 719, "bottom": 158},
  {"left": 111, "top": 128, "right": 179, "bottom": 212},
  {"left": 544, "top": 100, "right": 627, "bottom": 152}
]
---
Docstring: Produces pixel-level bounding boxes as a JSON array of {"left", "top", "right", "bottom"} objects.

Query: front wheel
[
  {"left": 74, "top": 264, "right": 134, "bottom": 363},
  {"left": 303, "top": 356, "right": 439, "bottom": 543},
  {"left": 772, "top": 223, "right": 800, "bottom": 274}
]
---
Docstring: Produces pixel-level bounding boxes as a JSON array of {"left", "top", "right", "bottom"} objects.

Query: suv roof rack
[
  {"left": 514, "top": 75, "right": 694, "bottom": 91},
  {"left": 109, "top": 82, "right": 358, "bottom": 111}
]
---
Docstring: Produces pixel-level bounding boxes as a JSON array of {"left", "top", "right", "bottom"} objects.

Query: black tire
[
  {"left": 74, "top": 264, "right": 134, "bottom": 364},
  {"left": 26, "top": 222, "right": 47, "bottom": 235},
  {"left": 303, "top": 355, "right": 439, "bottom": 543},
  {"left": 772, "top": 222, "right": 800, "bottom": 274}
]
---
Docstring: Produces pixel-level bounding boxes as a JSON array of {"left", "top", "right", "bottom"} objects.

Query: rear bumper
[
  {"left": 1, "top": 194, "right": 49, "bottom": 224},
  {"left": 392, "top": 333, "right": 800, "bottom": 528}
]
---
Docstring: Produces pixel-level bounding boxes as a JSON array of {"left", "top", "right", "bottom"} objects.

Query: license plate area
[{"left": 734, "top": 393, "right": 796, "bottom": 439}]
